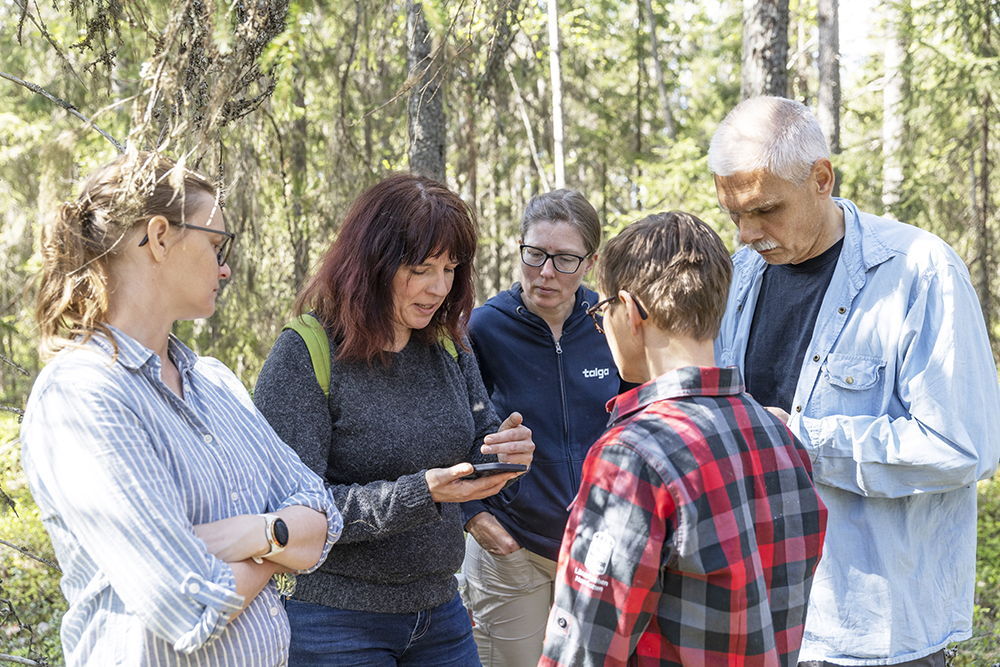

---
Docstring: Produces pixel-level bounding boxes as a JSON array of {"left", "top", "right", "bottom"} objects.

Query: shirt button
[
  {"left": 812, "top": 355, "right": 820, "bottom": 362},
  {"left": 270, "top": 606, "right": 280, "bottom": 617},
  {"left": 846, "top": 376, "right": 855, "bottom": 384},
  {"left": 230, "top": 492, "right": 240, "bottom": 502},
  {"left": 795, "top": 405, "right": 802, "bottom": 412},
  {"left": 188, "top": 583, "right": 201, "bottom": 594},
  {"left": 203, "top": 434, "right": 213, "bottom": 444},
  {"left": 838, "top": 307, "right": 846, "bottom": 314}
]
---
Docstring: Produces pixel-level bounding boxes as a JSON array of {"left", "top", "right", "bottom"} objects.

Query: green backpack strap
[
  {"left": 282, "top": 315, "right": 457, "bottom": 397},
  {"left": 282, "top": 314, "right": 332, "bottom": 397},
  {"left": 439, "top": 334, "right": 459, "bottom": 362}
]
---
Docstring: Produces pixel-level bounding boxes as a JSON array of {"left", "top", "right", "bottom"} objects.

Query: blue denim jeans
[{"left": 286, "top": 594, "right": 481, "bottom": 667}]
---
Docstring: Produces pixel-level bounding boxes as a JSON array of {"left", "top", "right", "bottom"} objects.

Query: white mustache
[{"left": 749, "top": 239, "right": 778, "bottom": 252}]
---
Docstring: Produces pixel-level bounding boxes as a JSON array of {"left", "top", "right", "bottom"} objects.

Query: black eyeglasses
[
  {"left": 138, "top": 224, "right": 236, "bottom": 267},
  {"left": 586, "top": 293, "right": 648, "bottom": 334},
  {"left": 519, "top": 244, "right": 589, "bottom": 274}
]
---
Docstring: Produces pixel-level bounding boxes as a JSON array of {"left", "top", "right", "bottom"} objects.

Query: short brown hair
[
  {"left": 296, "top": 173, "right": 478, "bottom": 365},
  {"left": 521, "top": 189, "right": 602, "bottom": 255},
  {"left": 597, "top": 212, "right": 732, "bottom": 341}
]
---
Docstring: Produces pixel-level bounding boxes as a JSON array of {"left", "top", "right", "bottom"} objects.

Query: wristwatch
[{"left": 252, "top": 513, "right": 289, "bottom": 564}]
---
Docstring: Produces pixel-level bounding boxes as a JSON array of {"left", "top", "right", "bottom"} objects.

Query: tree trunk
[
  {"left": 974, "top": 0, "right": 993, "bottom": 344},
  {"left": 642, "top": 0, "right": 676, "bottom": 140},
  {"left": 407, "top": 0, "right": 446, "bottom": 182},
  {"left": 508, "top": 63, "right": 552, "bottom": 192},
  {"left": 634, "top": 0, "right": 644, "bottom": 211},
  {"left": 881, "top": 0, "right": 909, "bottom": 215},
  {"left": 461, "top": 87, "right": 479, "bottom": 211},
  {"left": 791, "top": 13, "right": 810, "bottom": 102},
  {"left": 741, "top": 0, "right": 789, "bottom": 99},
  {"left": 817, "top": 0, "right": 841, "bottom": 196},
  {"left": 977, "top": 91, "right": 992, "bottom": 336},
  {"left": 547, "top": 0, "right": 566, "bottom": 189},
  {"left": 290, "top": 62, "right": 309, "bottom": 292}
]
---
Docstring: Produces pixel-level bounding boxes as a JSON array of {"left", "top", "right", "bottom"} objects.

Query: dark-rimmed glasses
[
  {"left": 519, "top": 244, "right": 589, "bottom": 274},
  {"left": 138, "top": 224, "right": 236, "bottom": 267},
  {"left": 586, "top": 293, "right": 648, "bottom": 334}
]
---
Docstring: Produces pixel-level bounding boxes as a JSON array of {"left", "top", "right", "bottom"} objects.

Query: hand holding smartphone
[{"left": 461, "top": 462, "right": 528, "bottom": 480}]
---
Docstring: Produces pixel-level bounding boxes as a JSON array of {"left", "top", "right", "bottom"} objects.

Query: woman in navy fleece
[{"left": 460, "top": 190, "right": 627, "bottom": 667}]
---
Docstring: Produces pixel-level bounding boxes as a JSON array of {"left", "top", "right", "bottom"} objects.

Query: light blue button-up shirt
[
  {"left": 715, "top": 199, "right": 1000, "bottom": 665},
  {"left": 21, "top": 328, "right": 343, "bottom": 667}
]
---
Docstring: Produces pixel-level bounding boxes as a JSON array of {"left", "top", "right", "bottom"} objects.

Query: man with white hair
[{"left": 709, "top": 95, "right": 1000, "bottom": 667}]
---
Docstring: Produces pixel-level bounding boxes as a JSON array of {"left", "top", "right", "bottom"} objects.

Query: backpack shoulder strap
[
  {"left": 439, "top": 334, "right": 459, "bottom": 362},
  {"left": 282, "top": 314, "right": 332, "bottom": 397}
]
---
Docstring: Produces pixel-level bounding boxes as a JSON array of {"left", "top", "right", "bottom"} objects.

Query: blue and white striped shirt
[{"left": 21, "top": 328, "right": 342, "bottom": 667}]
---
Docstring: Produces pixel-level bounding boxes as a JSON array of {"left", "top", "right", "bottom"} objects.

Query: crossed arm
[{"left": 194, "top": 506, "right": 328, "bottom": 617}]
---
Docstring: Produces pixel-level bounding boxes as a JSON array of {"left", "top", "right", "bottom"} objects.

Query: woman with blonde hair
[{"left": 21, "top": 151, "right": 342, "bottom": 667}]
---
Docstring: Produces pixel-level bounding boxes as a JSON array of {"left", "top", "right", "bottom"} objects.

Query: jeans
[
  {"left": 461, "top": 535, "right": 557, "bottom": 667},
  {"left": 286, "top": 594, "right": 481, "bottom": 667}
]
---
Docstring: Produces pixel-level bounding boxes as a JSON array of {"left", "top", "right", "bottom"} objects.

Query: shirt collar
[
  {"left": 834, "top": 197, "right": 895, "bottom": 279},
  {"left": 607, "top": 365, "right": 745, "bottom": 423},
  {"left": 89, "top": 326, "right": 199, "bottom": 373}
]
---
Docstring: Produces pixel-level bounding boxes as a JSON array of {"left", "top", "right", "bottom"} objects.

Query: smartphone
[{"left": 461, "top": 462, "right": 528, "bottom": 480}]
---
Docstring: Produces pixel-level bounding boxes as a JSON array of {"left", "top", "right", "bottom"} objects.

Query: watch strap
[{"left": 252, "top": 513, "right": 288, "bottom": 564}]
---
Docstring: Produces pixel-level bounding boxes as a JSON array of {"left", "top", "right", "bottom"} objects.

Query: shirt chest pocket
[
  {"left": 823, "top": 354, "right": 884, "bottom": 389},
  {"left": 818, "top": 353, "right": 887, "bottom": 415}
]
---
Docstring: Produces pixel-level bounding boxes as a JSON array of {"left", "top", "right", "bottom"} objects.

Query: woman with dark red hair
[{"left": 254, "top": 173, "right": 534, "bottom": 667}]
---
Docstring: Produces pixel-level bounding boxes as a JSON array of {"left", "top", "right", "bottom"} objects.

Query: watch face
[{"left": 273, "top": 518, "right": 289, "bottom": 547}]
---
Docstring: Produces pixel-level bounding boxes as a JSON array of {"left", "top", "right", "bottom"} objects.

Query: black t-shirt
[{"left": 744, "top": 238, "right": 844, "bottom": 411}]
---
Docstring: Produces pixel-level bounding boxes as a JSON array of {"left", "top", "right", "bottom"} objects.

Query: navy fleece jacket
[{"left": 462, "top": 283, "right": 624, "bottom": 561}]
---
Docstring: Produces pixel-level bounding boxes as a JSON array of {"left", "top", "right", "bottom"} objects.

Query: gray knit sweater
[{"left": 253, "top": 329, "right": 500, "bottom": 613}]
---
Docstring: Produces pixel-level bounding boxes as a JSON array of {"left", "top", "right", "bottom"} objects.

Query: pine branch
[
  {"left": 12, "top": 0, "right": 85, "bottom": 88},
  {"left": 0, "top": 352, "right": 28, "bottom": 377},
  {"left": 0, "top": 70, "right": 124, "bottom": 153},
  {"left": 0, "top": 539, "right": 61, "bottom": 573}
]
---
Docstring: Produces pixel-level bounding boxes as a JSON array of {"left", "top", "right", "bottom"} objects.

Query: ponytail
[{"left": 36, "top": 199, "right": 119, "bottom": 359}]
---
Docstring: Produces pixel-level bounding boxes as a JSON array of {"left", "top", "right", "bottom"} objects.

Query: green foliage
[
  {"left": 948, "top": 479, "right": 1000, "bottom": 665},
  {"left": 0, "top": 417, "right": 65, "bottom": 665}
]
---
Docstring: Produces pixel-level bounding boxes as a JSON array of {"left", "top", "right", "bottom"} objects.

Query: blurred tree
[
  {"left": 817, "top": 0, "right": 841, "bottom": 195},
  {"left": 407, "top": 0, "right": 447, "bottom": 182},
  {"left": 547, "top": 0, "right": 566, "bottom": 189},
  {"left": 642, "top": 0, "right": 677, "bottom": 141},
  {"left": 741, "top": 0, "right": 789, "bottom": 98},
  {"left": 881, "top": 0, "right": 910, "bottom": 215}
]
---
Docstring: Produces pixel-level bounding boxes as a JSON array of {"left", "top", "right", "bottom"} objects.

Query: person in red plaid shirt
[{"left": 538, "top": 212, "right": 827, "bottom": 667}]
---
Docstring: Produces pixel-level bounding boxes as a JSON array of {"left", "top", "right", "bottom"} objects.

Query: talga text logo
[{"left": 582, "top": 367, "right": 610, "bottom": 380}]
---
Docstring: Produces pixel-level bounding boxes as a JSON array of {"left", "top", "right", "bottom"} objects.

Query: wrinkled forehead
[{"left": 714, "top": 170, "right": 786, "bottom": 213}]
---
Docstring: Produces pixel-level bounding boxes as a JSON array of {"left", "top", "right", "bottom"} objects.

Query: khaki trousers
[{"left": 460, "top": 534, "right": 558, "bottom": 667}]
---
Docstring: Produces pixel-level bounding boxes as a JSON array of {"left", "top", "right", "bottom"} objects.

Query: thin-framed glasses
[
  {"left": 138, "top": 224, "right": 236, "bottom": 267},
  {"left": 586, "top": 293, "right": 648, "bottom": 334},
  {"left": 519, "top": 244, "right": 589, "bottom": 274}
]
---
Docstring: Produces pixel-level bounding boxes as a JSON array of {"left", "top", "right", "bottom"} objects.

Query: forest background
[{"left": 0, "top": 0, "right": 999, "bottom": 664}]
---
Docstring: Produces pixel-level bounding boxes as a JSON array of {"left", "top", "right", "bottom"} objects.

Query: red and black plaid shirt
[{"left": 539, "top": 366, "right": 827, "bottom": 667}]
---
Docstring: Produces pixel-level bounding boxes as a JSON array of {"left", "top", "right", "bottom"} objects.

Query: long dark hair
[{"left": 296, "top": 173, "right": 478, "bottom": 364}]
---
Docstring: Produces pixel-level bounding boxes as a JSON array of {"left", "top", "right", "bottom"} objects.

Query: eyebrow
[
  {"left": 525, "top": 243, "right": 587, "bottom": 256},
  {"left": 719, "top": 195, "right": 783, "bottom": 215}
]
